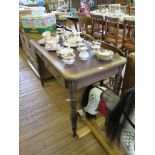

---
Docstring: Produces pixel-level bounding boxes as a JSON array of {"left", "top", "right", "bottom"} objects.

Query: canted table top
[{"left": 30, "top": 39, "right": 126, "bottom": 80}]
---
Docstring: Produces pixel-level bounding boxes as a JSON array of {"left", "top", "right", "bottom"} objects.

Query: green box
[{"left": 23, "top": 24, "right": 56, "bottom": 33}]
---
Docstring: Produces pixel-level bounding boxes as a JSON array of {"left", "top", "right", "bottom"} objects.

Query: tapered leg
[
  {"left": 113, "top": 66, "right": 123, "bottom": 95},
  {"left": 74, "top": 20, "right": 78, "bottom": 31},
  {"left": 36, "top": 53, "right": 44, "bottom": 87},
  {"left": 68, "top": 82, "right": 77, "bottom": 137}
]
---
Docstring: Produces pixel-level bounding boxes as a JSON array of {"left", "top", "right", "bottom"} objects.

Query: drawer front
[{"left": 44, "top": 61, "right": 66, "bottom": 88}]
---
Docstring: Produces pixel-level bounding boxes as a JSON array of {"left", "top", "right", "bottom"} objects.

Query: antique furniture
[
  {"left": 78, "top": 13, "right": 92, "bottom": 34},
  {"left": 30, "top": 38, "right": 126, "bottom": 136},
  {"left": 91, "top": 14, "right": 105, "bottom": 40},
  {"left": 105, "top": 16, "right": 123, "bottom": 47},
  {"left": 101, "top": 41, "right": 124, "bottom": 57},
  {"left": 20, "top": 30, "right": 52, "bottom": 80},
  {"left": 122, "top": 52, "right": 135, "bottom": 93},
  {"left": 129, "top": 6, "right": 135, "bottom": 15},
  {"left": 121, "top": 19, "right": 135, "bottom": 56},
  {"left": 78, "top": 13, "right": 87, "bottom": 32},
  {"left": 85, "top": 16, "right": 92, "bottom": 35},
  {"left": 80, "top": 32, "right": 95, "bottom": 42}
]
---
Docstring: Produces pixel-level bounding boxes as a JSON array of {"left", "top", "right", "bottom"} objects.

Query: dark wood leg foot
[
  {"left": 74, "top": 21, "right": 78, "bottom": 31},
  {"left": 113, "top": 66, "right": 123, "bottom": 95},
  {"left": 70, "top": 112, "right": 78, "bottom": 137},
  {"left": 68, "top": 82, "right": 77, "bottom": 136},
  {"left": 36, "top": 53, "right": 45, "bottom": 87}
]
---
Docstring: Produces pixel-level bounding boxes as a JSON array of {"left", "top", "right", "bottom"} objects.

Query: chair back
[
  {"left": 129, "top": 6, "right": 135, "bottom": 16},
  {"left": 91, "top": 14, "right": 104, "bottom": 40},
  {"left": 122, "top": 19, "right": 135, "bottom": 55},
  {"left": 122, "top": 52, "right": 135, "bottom": 93},
  {"left": 78, "top": 13, "right": 86, "bottom": 32},
  {"left": 80, "top": 32, "right": 95, "bottom": 42},
  {"left": 100, "top": 41, "right": 124, "bottom": 57},
  {"left": 105, "top": 16, "right": 121, "bottom": 45},
  {"left": 123, "top": 20, "right": 135, "bottom": 45}
]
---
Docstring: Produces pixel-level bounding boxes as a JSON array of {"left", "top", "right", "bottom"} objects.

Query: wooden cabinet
[{"left": 20, "top": 30, "right": 52, "bottom": 80}]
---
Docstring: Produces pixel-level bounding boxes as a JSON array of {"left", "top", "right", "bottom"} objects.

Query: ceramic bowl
[{"left": 96, "top": 50, "right": 113, "bottom": 61}]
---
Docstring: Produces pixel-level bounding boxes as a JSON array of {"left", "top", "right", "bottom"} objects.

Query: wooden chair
[
  {"left": 100, "top": 41, "right": 124, "bottom": 57},
  {"left": 78, "top": 13, "right": 92, "bottom": 34},
  {"left": 122, "top": 52, "right": 135, "bottom": 93},
  {"left": 78, "top": 13, "right": 86, "bottom": 32},
  {"left": 91, "top": 14, "right": 105, "bottom": 41},
  {"left": 85, "top": 16, "right": 93, "bottom": 35},
  {"left": 121, "top": 20, "right": 135, "bottom": 56},
  {"left": 105, "top": 16, "right": 122, "bottom": 47},
  {"left": 100, "top": 41, "right": 125, "bottom": 94},
  {"left": 129, "top": 6, "right": 135, "bottom": 16},
  {"left": 80, "top": 32, "right": 95, "bottom": 42}
]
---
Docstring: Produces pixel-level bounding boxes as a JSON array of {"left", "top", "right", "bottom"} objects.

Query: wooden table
[{"left": 30, "top": 39, "right": 126, "bottom": 136}]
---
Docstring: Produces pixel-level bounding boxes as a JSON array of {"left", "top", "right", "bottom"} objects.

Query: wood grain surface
[{"left": 19, "top": 49, "right": 109, "bottom": 155}]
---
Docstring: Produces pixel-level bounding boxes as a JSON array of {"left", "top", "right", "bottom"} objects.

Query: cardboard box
[
  {"left": 21, "top": 13, "right": 56, "bottom": 33},
  {"left": 19, "top": 8, "right": 31, "bottom": 29}
]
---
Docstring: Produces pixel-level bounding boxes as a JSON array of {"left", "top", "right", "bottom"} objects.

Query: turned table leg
[
  {"left": 113, "top": 66, "right": 123, "bottom": 95},
  {"left": 68, "top": 82, "right": 78, "bottom": 137},
  {"left": 36, "top": 53, "right": 45, "bottom": 87}
]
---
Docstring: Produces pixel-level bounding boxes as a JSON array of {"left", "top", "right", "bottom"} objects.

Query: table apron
[
  {"left": 74, "top": 66, "right": 121, "bottom": 89},
  {"left": 34, "top": 46, "right": 123, "bottom": 91},
  {"left": 34, "top": 47, "right": 66, "bottom": 88}
]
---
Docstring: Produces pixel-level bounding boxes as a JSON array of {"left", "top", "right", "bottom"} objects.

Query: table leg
[
  {"left": 36, "top": 53, "right": 44, "bottom": 87},
  {"left": 68, "top": 82, "right": 78, "bottom": 137},
  {"left": 73, "top": 21, "right": 78, "bottom": 31},
  {"left": 113, "top": 66, "right": 123, "bottom": 95}
]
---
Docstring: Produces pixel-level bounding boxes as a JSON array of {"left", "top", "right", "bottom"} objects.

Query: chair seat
[
  {"left": 123, "top": 42, "right": 135, "bottom": 52},
  {"left": 105, "top": 35, "right": 122, "bottom": 45}
]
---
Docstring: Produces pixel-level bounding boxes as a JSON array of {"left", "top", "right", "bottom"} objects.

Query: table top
[
  {"left": 30, "top": 39, "right": 126, "bottom": 80},
  {"left": 66, "top": 15, "right": 78, "bottom": 20},
  {"left": 53, "top": 11, "right": 69, "bottom": 16}
]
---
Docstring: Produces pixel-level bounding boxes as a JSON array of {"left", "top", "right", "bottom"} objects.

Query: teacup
[
  {"left": 79, "top": 51, "right": 89, "bottom": 60},
  {"left": 42, "top": 31, "right": 51, "bottom": 38}
]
